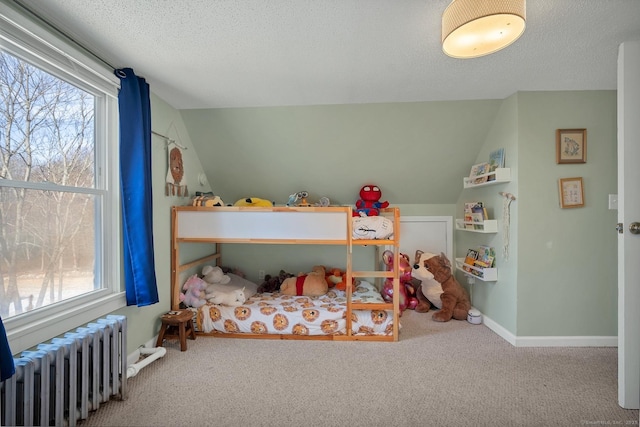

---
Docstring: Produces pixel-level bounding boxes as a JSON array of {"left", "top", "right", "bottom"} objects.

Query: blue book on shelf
[{"left": 489, "top": 148, "right": 505, "bottom": 172}]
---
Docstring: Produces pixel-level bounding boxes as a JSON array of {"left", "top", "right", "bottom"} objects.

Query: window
[{"left": 0, "top": 2, "right": 124, "bottom": 353}]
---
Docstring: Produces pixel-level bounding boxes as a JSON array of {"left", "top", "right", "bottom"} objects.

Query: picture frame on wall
[
  {"left": 558, "top": 177, "right": 585, "bottom": 208},
  {"left": 556, "top": 129, "right": 587, "bottom": 164}
]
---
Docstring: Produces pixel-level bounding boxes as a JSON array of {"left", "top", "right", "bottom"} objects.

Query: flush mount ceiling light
[{"left": 442, "top": 0, "right": 526, "bottom": 59}]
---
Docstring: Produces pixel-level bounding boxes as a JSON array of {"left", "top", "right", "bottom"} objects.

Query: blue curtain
[
  {"left": 0, "top": 316, "right": 15, "bottom": 381},
  {"left": 116, "top": 68, "right": 159, "bottom": 307}
]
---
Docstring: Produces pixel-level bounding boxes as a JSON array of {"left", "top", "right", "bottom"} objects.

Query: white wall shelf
[
  {"left": 458, "top": 166, "right": 506, "bottom": 283},
  {"left": 455, "top": 258, "right": 497, "bottom": 282},
  {"left": 455, "top": 219, "right": 498, "bottom": 233},
  {"left": 463, "top": 168, "right": 511, "bottom": 189}
]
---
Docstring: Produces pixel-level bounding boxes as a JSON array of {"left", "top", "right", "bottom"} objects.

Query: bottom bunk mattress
[{"left": 193, "top": 280, "right": 397, "bottom": 337}]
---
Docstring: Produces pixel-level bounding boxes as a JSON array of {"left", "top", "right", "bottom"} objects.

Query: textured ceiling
[{"left": 15, "top": 0, "right": 640, "bottom": 110}]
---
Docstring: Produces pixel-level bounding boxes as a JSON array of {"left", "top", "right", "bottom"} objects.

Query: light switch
[{"left": 608, "top": 194, "right": 618, "bottom": 210}]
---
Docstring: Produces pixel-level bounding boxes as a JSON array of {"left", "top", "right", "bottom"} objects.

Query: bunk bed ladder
[{"left": 345, "top": 207, "right": 401, "bottom": 342}]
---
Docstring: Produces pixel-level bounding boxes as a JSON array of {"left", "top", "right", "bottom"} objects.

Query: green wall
[
  {"left": 179, "top": 101, "right": 503, "bottom": 205},
  {"left": 114, "top": 90, "right": 618, "bottom": 352},
  {"left": 455, "top": 93, "right": 520, "bottom": 333},
  {"left": 516, "top": 91, "right": 617, "bottom": 336},
  {"left": 456, "top": 90, "right": 617, "bottom": 338},
  {"left": 111, "top": 93, "right": 214, "bottom": 349}
]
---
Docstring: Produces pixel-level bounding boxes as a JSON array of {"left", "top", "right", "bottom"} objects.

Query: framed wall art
[
  {"left": 556, "top": 129, "right": 587, "bottom": 164},
  {"left": 558, "top": 177, "right": 585, "bottom": 208}
]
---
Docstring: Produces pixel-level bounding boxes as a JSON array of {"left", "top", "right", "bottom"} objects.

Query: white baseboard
[
  {"left": 481, "top": 312, "right": 618, "bottom": 347},
  {"left": 481, "top": 314, "right": 517, "bottom": 345},
  {"left": 514, "top": 335, "right": 618, "bottom": 347}
]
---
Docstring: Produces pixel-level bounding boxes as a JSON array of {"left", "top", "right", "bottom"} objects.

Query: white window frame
[{"left": 0, "top": 1, "right": 125, "bottom": 354}]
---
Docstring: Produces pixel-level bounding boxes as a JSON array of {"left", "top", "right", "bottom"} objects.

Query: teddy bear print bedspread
[{"left": 194, "top": 281, "right": 396, "bottom": 336}]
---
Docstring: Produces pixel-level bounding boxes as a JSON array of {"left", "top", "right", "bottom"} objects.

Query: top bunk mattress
[{"left": 173, "top": 206, "right": 395, "bottom": 241}]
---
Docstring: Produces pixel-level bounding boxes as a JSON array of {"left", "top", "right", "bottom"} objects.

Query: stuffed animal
[
  {"left": 208, "top": 287, "right": 246, "bottom": 306},
  {"left": 201, "top": 265, "right": 233, "bottom": 299},
  {"left": 287, "top": 192, "right": 331, "bottom": 208},
  {"left": 280, "top": 265, "right": 328, "bottom": 296},
  {"left": 220, "top": 265, "right": 245, "bottom": 278},
  {"left": 286, "top": 191, "right": 311, "bottom": 207},
  {"left": 411, "top": 250, "right": 444, "bottom": 313},
  {"left": 192, "top": 193, "right": 225, "bottom": 207},
  {"left": 353, "top": 184, "right": 389, "bottom": 217},
  {"left": 325, "top": 268, "right": 343, "bottom": 288},
  {"left": 411, "top": 251, "right": 471, "bottom": 322},
  {"left": 315, "top": 196, "right": 330, "bottom": 207},
  {"left": 257, "top": 270, "right": 294, "bottom": 293},
  {"left": 179, "top": 274, "right": 208, "bottom": 308},
  {"left": 202, "top": 265, "right": 231, "bottom": 286},
  {"left": 234, "top": 197, "right": 274, "bottom": 207},
  {"left": 380, "top": 250, "right": 418, "bottom": 312},
  {"left": 325, "top": 268, "right": 354, "bottom": 291}
]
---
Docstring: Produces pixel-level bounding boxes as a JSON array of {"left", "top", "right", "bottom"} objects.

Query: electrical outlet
[{"left": 258, "top": 270, "right": 265, "bottom": 280}]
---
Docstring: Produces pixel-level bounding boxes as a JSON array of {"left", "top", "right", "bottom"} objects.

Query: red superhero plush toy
[{"left": 353, "top": 184, "right": 389, "bottom": 217}]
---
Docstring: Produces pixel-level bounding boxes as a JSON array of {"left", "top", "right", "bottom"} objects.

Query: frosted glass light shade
[{"left": 442, "top": 0, "right": 526, "bottom": 59}]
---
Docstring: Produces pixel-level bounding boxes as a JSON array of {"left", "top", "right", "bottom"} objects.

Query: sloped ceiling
[
  {"left": 179, "top": 99, "right": 504, "bottom": 205},
  {"left": 11, "top": 1, "right": 637, "bottom": 205},
  {"left": 14, "top": 0, "right": 640, "bottom": 109}
]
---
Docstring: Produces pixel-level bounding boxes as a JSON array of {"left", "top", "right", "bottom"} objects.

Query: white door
[{"left": 617, "top": 40, "right": 640, "bottom": 410}]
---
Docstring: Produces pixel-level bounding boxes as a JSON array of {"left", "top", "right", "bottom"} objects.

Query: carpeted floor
[{"left": 78, "top": 310, "right": 638, "bottom": 427}]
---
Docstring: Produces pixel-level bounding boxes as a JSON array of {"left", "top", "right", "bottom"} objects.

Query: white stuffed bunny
[
  {"left": 202, "top": 265, "right": 233, "bottom": 297},
  {"left": 207, "top": 287, "right": 246, "bottom": 307}
]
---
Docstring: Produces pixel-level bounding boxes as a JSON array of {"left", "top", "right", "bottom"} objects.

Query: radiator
[{"left": 0, "top": 315, "right": 127, "bottom": 427}]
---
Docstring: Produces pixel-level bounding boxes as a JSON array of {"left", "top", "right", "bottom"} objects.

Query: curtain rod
[
  {"left": 152, "top": 130, "right": 187, "bottom": 150},
  {"left": 13, "top": 0, "right": 118, "bottom": 71}
]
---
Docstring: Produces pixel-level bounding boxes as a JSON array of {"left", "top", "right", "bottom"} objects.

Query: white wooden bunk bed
[{"left": 171, "top": 206, "right": 401, "bottom": 342}]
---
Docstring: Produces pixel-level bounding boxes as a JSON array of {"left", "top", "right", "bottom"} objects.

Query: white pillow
[
  {"left": 205, "top": 273, "right": 258, "bottom": 300},
  {"left": 352, "top": 216, "right": 394, "bottom": 239}
]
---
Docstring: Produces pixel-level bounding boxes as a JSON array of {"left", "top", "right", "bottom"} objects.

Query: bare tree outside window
[{"left": 0, "top": 51, "right": 99, "bottom": 318}]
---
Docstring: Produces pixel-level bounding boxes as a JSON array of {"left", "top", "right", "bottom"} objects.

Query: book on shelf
[
  {"left": 463, "top": 202, "right": 479, "bottom": 230},
  {"left": 475, "top": 245, "right": 496, "bottom": 268},
  {"left": 464, "top": 215, "right": 474, "bottom": 230},
  {"left": 488, "top": 148, "right": 505, "bottom": 178},
  {"left": 470, "top": 212, "right": 485, "bottom": 230},
  {"left": 463, "top": 202, "right": 488, "bottom": 230},
  {"left": 465, "top": 248, "right": 479, "bottom": 261},
  {"left": 463, "top": 249, "right": 479, "bottom": 273},
  {"left": 464, "top": 202, "right": 477, "bottom": 213},
  {"left": 474, "top": 256, "right": 494, "bottom": 269},
  {"left": 469, "top": 162, "right": 490, "bottom": 184},
  {"left": 471, "top": 203, "right": 488, "bottom": 220}
]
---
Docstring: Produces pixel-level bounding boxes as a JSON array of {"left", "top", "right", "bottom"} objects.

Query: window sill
[{"left": 6, "top": 292, "right": 127, "bottom": 354}]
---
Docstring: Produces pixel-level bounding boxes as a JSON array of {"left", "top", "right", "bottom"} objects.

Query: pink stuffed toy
[
  {"left": 353, "top": 184, "right": 389, "bottom": 217},
  {"left": 179, "top": 274, "right": 208, "bottom": 308},
  {"left": 380, "top": 250, "right": 417, "bottom": 312}
]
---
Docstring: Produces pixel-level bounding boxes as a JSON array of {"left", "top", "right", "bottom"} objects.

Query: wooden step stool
[{"left": 157, "top": 310, "right": 196, "bottom": 351}]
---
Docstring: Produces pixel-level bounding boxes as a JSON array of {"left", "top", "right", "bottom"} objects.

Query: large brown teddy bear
[
  {"left": 280, "top": 265, "right": 328, "bottom": 297},
  {"left": 411, "top": 251, "right": 471, "bottom": 322}
]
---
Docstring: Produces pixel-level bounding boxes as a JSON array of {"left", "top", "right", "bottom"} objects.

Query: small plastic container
[{"left": 467, "top": 308, "right": 482, "bottom": 325}]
